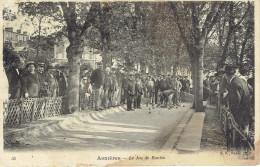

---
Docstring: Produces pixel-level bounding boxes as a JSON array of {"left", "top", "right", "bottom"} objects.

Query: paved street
[{"left": 5, "top": 103, "right": 190, "bottom": 151}]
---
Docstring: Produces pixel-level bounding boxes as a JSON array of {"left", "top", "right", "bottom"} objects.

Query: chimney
[
  {"left": 23, "top": 31, "right": 27, "bottom": 35},
  {"left": 5, "top": 27, "right": 13, "bottom": 32},
  {"left": 17, "top": 29, "right": 21, "bottom": 33}
]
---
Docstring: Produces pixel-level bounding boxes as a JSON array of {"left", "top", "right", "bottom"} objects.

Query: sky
[{"left": 3, "top": 1, "right": 34, "bottom": 35}]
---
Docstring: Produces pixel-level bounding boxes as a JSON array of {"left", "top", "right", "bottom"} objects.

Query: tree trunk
[
  {"left": 190, "top": 56, "right": 197, "bottom": 108},
  {"left": 196, "top": 45, "right": 204, "bottom": 112},
  {"left": 190, "top": 44, "right": 204, "bottom": 112},
  {"left": 66, "top": 43, "right": 82, "bottom": 113},
  {"left": 36, "top": 17, "right": 42, "bottom": 58}
]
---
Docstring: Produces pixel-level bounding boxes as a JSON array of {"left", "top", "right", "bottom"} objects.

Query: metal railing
[{"left": 218, "top": 97, "right": 254, "bottom": 153}]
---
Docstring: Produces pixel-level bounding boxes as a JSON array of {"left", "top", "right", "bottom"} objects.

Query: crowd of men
[
  {"left": 5, "top": 56, "right": 191, "bottom": 113},
  {"left": 4, "top": 54, "right": 254, "bottom": 152},
  {"left": 81, "top": 62, "right": 191, "bottom": 111},
  {"left": 205, "top": 64, "right": 254, "bottom": 152},
  {"left": 5, "top": 56, "right": 68, "bottom": 99},
  {"left": 5, "top": 56, "right": 254, "bottom": 142}
]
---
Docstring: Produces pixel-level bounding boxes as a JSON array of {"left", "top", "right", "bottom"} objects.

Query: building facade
[
  {"left": 3, "top": 27, "right": 29, "bottom": 52},
  {"left": 54, "top": 36, "right": 101, "bottom": 69}
]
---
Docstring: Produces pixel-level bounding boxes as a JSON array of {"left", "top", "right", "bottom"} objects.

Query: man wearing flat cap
[
  {"left": 22, "top": 61, "right": 40, "bottom": 98},
  {"left": 224, "top": 64, "right": 252, "bottom": 152}
]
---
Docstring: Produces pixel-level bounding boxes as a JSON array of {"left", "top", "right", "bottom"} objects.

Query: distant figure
[
  {"left": 37, "top": 62, "right": 48, "bottom": 97},
  {"left": 126, "top": 72, "right": 135, "bottom": 111},
  {"left": 172, "top": 76, "right": 182, "bottom": 107},
  {"left": 103, "top": 67, "right": 112, "bottom": 109},
  {"left": 80, "top": 76, "right": 92, "bottom": 110},
  {"left": 90, "top": 62, "right": 104, "bottom": 111},
  {"left": 134, "top": 73, "right": 143, "bottom": 109},
  {"left": 45, "top": 64, "right": 59, "bottom": 97},
  {"left": 56, "top": 66, "right": 68, "bottom": 97}
]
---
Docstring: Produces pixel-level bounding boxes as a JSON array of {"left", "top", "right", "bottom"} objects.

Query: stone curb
[
  {"left": 162, "top": 108, "right": 195, "bottom": 151},
  {"left": 175, "top": 112, "right": 205, "bottom": 152}
]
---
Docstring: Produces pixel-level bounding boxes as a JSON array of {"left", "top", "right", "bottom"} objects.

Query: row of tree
[{"left": 7, "top": 1, "right": 254, "bottom": 113}]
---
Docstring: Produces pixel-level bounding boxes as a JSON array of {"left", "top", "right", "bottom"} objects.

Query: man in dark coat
[
  {"left": 56, "top": 66, "right": 68, "bottom": 97},
  {"left": 22, "top": 61, "right": 40, "bottom": 98},
  {"left": 90, "top": 62, "right": 104, "bottom": 111},
  {"left": 6, "top": 57, "right": 25, "bottom": 99},
  {"left": 225, "top": 65, "right": 252, "bottom": 151},
  {"left": 37, "top": 62, "right": 48, "bottom": 97},
  {"left": 134, "top": 73, "right": 143, "bottom": 109},
  {"left": 154, "top": 75, "right": 160, "bottom": 104},
  {"left": 126, "top": 72, "right": 135, "bottom": 111},
  {"left": 158, "top": 75, "right": 167, "bottom": 106}
]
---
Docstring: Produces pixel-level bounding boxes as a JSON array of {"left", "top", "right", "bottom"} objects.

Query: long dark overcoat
[
  {"left": 22, "top": 72, "right": 40, "bottom": 98},
  {"left": 228, "top": 76, "right": 252, "bottom": 127}
]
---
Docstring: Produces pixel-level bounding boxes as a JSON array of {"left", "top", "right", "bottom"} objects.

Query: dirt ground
[
  {"left": 4, "top": 104, "right": 190, "bottom": 151},
  {"left": 200, "top": 104, "right": 227, "bottom": 152}
]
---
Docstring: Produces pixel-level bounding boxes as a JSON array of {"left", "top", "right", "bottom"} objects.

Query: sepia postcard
[{"left": 0, "top": 0, "right": 259, "bottom": 166}]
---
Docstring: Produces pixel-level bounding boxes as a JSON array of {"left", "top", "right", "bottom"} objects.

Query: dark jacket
[
  {"left": 127, "top": 79, "right": 135, "bottom": 96},
  {"left": 159, "top": 79, "right": 167, "bottom": 92},
  {"left": 228, "top": 76, "right": 252, "bottom": 127},
  {"left": 22, "top": 72, "right": 40, "bottom": 98},
  {"left": 56, "top": 71, "right": 68, "bottom": 96},
  {"left": 155, "top": 79, "right": 160, "bottom": 91},
  {"left": 90, "top": 69, "right": 103, "bottom": 89},
  {"left": 6, "top": 68, "right": 24, "bottom": 99}
]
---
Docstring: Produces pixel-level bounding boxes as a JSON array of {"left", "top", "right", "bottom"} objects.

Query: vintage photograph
[{"left": 1, "top": 0, "right": 257, "bottom": 166}]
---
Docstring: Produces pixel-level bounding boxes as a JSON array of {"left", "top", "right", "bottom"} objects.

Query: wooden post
[
  {"left": 31, "top": 98, "right": 37, "bottom": 121},
  {"left": 226, "top": 118, "right": 232, "bottom": 152},
  {"left": 20, "top": 99, "right": 24, "bottom": 124},
  {"left": 232, "top": 130, "right": 238, "bottom": 153},
  {"left": 44, "top": 98, "right": 48, "bottom": 118}
]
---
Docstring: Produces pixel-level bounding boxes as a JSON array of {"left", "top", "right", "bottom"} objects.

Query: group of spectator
[
  {"left": 206, "top": 64, "right": 254, "bottom": 152},
  {"left": 81, "top": 62, "right": 191, "bottom": 111},
  {"left": 5, "top": 56, "right": 68, "bottom": 100},
  {"left": 5, "top": 56, "right": 193, "bottom": 113}
]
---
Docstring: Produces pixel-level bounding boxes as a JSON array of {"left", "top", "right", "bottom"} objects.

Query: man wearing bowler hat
[{"left": 224, "top": 64, "right": 252, "bottom": 152}]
